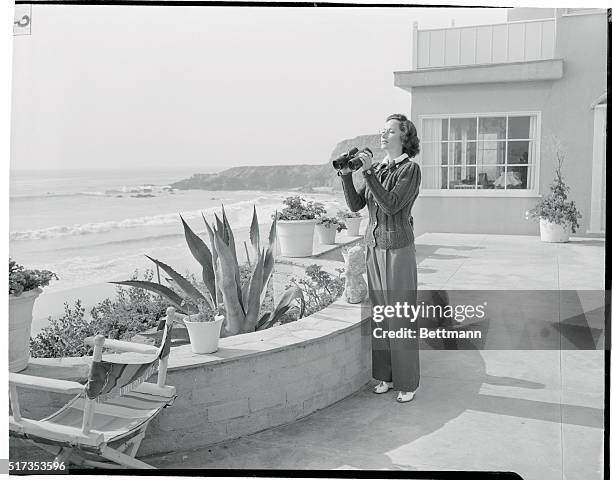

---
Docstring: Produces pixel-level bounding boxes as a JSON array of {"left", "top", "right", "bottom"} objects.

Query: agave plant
[
  {"left": 113, "top": 205, "right": 304, "bottom": 336},
  {"left": 199, "top": 206, "right": 305, "bottom": 335}
]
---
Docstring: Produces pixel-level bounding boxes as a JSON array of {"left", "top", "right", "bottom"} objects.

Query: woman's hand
[{"left": 358, "top": 149, "right": 374, "bottom": 171}]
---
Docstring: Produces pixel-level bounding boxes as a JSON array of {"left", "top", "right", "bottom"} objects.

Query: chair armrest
[
  {"left": 9, "top": 373, "right": 85, "bottom": 395},
  {"left": 84, "top": 337, "right": 159, "bottom": 355},
  {"left": 10, "top": 417, "right": 104, "bottom": 447}
]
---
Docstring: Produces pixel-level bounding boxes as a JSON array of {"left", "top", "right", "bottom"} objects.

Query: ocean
[{"left": 10, "top": 168, "right": 342, "bottom": 331}]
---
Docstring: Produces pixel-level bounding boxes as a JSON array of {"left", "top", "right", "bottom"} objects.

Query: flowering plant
[
  {"left": 337, "top": 209, "right": 361, "bottom": 219},
  {"left": 316, "top": 216, "right": 347, "bottom": 232},
  {"left": 525, "top": 150, "right": 581, "bottom": 233},
  {"left": 276, "top": 196, "right": 327, "bottom": 221},
  {"left": 9, "top": 259, "right": 58, "bottom": 296}
]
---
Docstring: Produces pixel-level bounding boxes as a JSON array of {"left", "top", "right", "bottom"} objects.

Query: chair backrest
[{"left": 84, "top": 309, "right": 175, "bottom": 402}]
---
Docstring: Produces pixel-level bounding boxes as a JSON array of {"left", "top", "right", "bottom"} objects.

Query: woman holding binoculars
[{"left": 338, "top": 113, "right": 421, "bottom": 403}]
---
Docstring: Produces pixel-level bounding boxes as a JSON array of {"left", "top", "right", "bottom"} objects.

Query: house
[{"left": 395, "top": 8, "right": 606, "bottom": 236}]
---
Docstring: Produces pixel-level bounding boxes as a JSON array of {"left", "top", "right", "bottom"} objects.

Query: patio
[{"left": 144, "top": 233, "right": 605, "bottom": 479}]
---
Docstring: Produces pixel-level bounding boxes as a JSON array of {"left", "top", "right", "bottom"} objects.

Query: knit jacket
[{"left": 340, "top": 159, "right": 421, "bottom": 249}]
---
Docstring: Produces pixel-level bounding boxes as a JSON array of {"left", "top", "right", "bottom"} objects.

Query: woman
[{"left": 338, "top": 113, "right": 421, "bottom": 403}]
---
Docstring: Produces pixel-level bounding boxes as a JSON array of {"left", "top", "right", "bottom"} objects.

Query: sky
[{"left": 10, "top": 4, "right": 509, "bottom": 171}]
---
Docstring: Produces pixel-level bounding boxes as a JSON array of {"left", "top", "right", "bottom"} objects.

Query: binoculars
[{"left": 332, "top": 147, "right": 373, "bottom": 171}]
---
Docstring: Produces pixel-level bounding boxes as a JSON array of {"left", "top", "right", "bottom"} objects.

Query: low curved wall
[{"left": 10, "top": 297, "right": 372, "bottom": 457}]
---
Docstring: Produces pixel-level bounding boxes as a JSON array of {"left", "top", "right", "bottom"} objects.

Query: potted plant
[
  {"left": 525, "top": 150, "right": 581, "bottom": 243},
  {"left": 9, "top": 259, "right": 58, "bottom": 372},
  {"left": 114, "top": 205, "right": 304, "bottom": 339},
  {"left": 337, "top": 209, "right": 362, "bottom": 236},
  {"left": 182, "top": 300, "right": 225, "bottom": 354},
  {"left": 275, "top": 196, "right": 326, "bottom": 257},
  {"left": 315, "top": 216, "right": 347, "bottom": 245}
]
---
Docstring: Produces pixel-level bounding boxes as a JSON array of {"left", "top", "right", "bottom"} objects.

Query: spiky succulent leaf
[
  {"left": 180, "top": 215, "right": 216, "bottom": 306},
  {"left": 257, "top": 286, "right": 304, "bottom": 330},
  {"left": 202, "top": 214, "right": 222, "bottom": 306},
  {"left": 260, "top": 246, "right": 275, "bottom": 307},
  {"left": 221, "top": 205, "right": 243, "bottom": 308},
  {"left": 250, "top": 205, "right": 260, "bottom": 254},
  {"left": 255, "top": 312, "right": 271, "bottom": 331},
  {"left": 243, "top": 250, "right": 266, "bottom": 332},
  {"left": 214, "top": 213, "right": 228, "bottom": 246},
  {"left": 213, "top": 231, "right": 246, "bottom": 335},
  {"left": 268, "top": 212, "right": 277, "bottom": 247},
  {"left": 145, "top": 255, "right": 211, "bottom": 310}
]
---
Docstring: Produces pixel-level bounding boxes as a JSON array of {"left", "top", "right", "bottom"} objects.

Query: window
[{"left": 419, "top": 113, "right": 539, "bottom": 193}]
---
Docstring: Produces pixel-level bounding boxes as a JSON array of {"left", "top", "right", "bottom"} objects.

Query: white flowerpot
[
  {"left": 316, "top": 224, "right": 337, "bottom": 245},
  {"left": 539, "top": 218, "right": 570, "bottom": 243},
  {"left": 9, "top": 288, "right": 42, "bottom": 372},
  {"left": 344, "top": 217, "right": 362, "bottom": 236},
  {"left": 277, "top": 220, "right": 316, "bottom": 257},
  {"left": 184, "top": 315, "right": 224, "bottom": 354}
]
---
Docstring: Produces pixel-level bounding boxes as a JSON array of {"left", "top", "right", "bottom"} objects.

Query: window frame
[{"left": 416, "top": 111, "right": 542, "bottom": 197}]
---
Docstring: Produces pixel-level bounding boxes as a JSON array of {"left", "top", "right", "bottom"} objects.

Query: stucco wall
[{"left": 408, "top": 11, "right": 606, "bottom": 236}]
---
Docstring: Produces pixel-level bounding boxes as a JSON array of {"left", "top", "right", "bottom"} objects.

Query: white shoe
[
  {"left": 374, "top": 381, "right": 393, "bottom": 394},
  {"left": 397, "top": 391, "right": 415, "bottom": 403}
]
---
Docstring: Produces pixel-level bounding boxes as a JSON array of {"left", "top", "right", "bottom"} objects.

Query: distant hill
[{"left": 171, "top": 134, "right": 384, "bottom": 192}]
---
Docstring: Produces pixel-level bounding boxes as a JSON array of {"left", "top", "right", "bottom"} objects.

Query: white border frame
[{"left": 417, "top": 110, "right": 542, "bottom": 197}]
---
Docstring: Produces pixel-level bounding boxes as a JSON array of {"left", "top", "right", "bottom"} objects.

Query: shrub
[
  {"left": 9, "top": 259, "right": 58, "bottom": 296},
  {"left": 90, "top": 269, "right": 171, "bottom": 337},
  {"left": 30, "top": 269, "right": 173, "bottom": 358},
  {"left": 276, "top": 196, "right": 327, "bottom": 221},
  {"left": 29, "top": 300, "right": 94, "bottom": 358},
  {"left": 284, "top": 264, "right": 345, "bottom": 321}
]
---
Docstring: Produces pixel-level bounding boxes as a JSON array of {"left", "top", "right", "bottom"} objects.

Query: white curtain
[{"left": 527, "top": 116, "right": 537, "bottom": 189}]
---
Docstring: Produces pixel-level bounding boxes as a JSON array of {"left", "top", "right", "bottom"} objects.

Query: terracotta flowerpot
[
  {"left": 539, "top": 218, "right": 570, "bottom": 243},
  {"left": 9, "top": 288, "right": 42, "bottom": 372},
  {"left": 316, "top": 224, "right": 337, "bottom": 245},
  {"left": 184, "top": 315, "right": 224, "bottom": 354},
  {"left": 276, "top": 220, "right": 316, "bottom": 257},
  {"left": 344, "top": 217, "right": 362, "bottom": 236}
]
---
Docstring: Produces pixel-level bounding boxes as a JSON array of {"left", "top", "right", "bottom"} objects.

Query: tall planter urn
[{"left": 9, "top": 288, "right": 42, "bottom": 372}]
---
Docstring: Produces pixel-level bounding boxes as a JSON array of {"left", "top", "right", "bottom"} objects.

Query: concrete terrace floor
[{"left": 146, "top": 233, "right": 606, "bottom": 479}]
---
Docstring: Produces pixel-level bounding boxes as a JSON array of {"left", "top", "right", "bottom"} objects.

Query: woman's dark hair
[{"left": 386, "top": 113, "right": 420, "bottom": 158}]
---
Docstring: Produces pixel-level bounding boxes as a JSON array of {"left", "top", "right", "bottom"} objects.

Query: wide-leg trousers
[{"left": 366, "top": 243, "right": 419, "bottom": 392}]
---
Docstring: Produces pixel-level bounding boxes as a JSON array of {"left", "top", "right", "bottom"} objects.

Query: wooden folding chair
[{"left": 9, "top": 307, "right": 179, "bottom": 469}]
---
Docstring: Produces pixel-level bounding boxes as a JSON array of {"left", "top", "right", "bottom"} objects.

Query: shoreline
[{"left": 30, "top": 224, "right": 258, "bottom": 335}]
